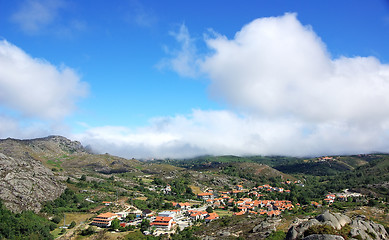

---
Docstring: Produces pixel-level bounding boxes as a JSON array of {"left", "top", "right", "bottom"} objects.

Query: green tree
[
  {"left": 140, "top": 219, "right": 150, "bottom": 233},
  {"left": 110, "top": 218, "right": 120, "bottom": 230},
  {"left": 206, "top": 206, "right": 213, "bottom": 213},
  {"left": 52, "top": 216, "right": 61, "bottom": 224},
  {"left": 68, "top": 221, "right": 76, "bottom": 229}
]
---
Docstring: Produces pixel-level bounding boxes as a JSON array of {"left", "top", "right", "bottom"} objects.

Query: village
[{"left": 86, "top": 181, "right": 361, "bottom": 237}]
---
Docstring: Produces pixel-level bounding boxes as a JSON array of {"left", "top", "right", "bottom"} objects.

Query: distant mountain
[{"left": 165, "top": 155, "right": 295, "bottom": 182}]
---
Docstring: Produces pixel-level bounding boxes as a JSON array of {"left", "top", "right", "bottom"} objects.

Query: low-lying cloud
[{"left": 77, "top": 13, "right": 389, "bottom": 158}]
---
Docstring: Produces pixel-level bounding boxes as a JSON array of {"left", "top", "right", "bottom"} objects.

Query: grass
[
  {"left": 214, "top": 209, "right": 233, "bottom": 217},
  {"left": 135, "top": 197, "right": 148, "bottom": 201},
  {"left": 189, "top": 185, "right": 202, "bottom": 195},
  {"left": 56, "top": 212, "right": 95, "bottom": 228},
  {"left": 51, "top": 212, "right": 96, "bottom": 238},
  {"left": 141, "top": 178, "right": 153, "bottom": 184}
]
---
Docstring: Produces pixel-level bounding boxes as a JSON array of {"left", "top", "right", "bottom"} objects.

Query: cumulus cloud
[
  {"left": 202, "top": 13, "right": 389, "bottom": 124},
  {"left": 0, "top": 40, "right": 88, "bottom": 120},
  {"left": 79, "top": 13, "right": 389, "bottom": 159},
  {"left": 11, "top": 0, "right": 66, "bottom": 34}
]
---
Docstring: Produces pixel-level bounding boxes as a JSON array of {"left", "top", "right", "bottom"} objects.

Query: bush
[
  {"left": 206, "top": 206, "right": 213, "bottom": 213},
  {"left": 304, "top": 224, "right": 336, "bottom": 237},
  {"left": 52, "top": 216, "right": 62, "bottom": 224},
  {"left": 80, "top": 226, "right": 95, "bottom": 236},
  {"left": 68, "top": 221, "right": 76, "bottom": 229},
  {"left": 265, "top": 231, "right": 286, "bottom": 240},
  {"left": 59, "top": 228, "right": 66, "bottom": 235}
]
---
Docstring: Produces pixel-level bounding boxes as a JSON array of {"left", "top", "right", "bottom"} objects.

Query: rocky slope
[
  {"left": 286, "top": 210, "right": 389, "bottom": 240},
  {"left": 0, "top": 151, "right": 65, "bottom": 213},
  {"left": 0, "top": 135, "right": 140, "bottom": 212}
]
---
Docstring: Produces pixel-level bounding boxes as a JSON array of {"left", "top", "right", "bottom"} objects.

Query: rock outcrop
[
  {"left": 0, "top": 152, "right": 65, "bottom": 213},
  {"left": 316, "top": 211, "right": 351, "bottom": 230},
  {"left": 350, "top": 216, "right": 389, "bottom": 240},
  {"left": 251, "top": 220, "right": 277, "bottom": 239},
  {"left": 286, "top": 211, "right": 388, "bottom": 240},
  {"left": 303, "top": 234, "right": 344, "bottom": 240}
]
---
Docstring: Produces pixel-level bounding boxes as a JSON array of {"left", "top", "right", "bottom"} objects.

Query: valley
[{"left": 0, "top": 136, "right": 388, "bottom": 240}]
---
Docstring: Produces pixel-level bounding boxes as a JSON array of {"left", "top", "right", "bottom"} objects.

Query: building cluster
[
  {"left": 90, "top": 183, "right": 299, "bottom": 235},
  {"left": 90, "top": 200, "right": 220, "bottom": 234},
  {"left": 311, "top": 191, "right": 364, "bottom": 207},
  {"left": 196, "top": 184, "right": 295, "bottom": 217}
]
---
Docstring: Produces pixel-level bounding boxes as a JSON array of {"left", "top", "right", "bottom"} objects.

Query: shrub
[
  {"left": 80, "top": 226, "right": 95, "bottom": 236},
  {"left": 52, "top": 216, "right": 62, "bottom": 224},
  {"left": 266, "top": 231, "right": 286, "bottom": 240},
  {"left": 68, "top": 221, "right": 76, "bottom": 229},
  {"left": 304, "top": 224, "right": 336, "bottom": 237}
]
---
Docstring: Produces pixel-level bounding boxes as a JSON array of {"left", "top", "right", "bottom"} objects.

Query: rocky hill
[
  {"left": 0, "top": 136, "right": 140, "bottom": 212},
  {"left": 0, "top": 150, "right": 65, "bottom": 213}
]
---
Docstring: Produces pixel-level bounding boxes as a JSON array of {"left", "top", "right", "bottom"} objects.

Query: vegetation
[
  {"left": 265, "top": 231, "right": 286, "bottom": 240},
  {"left": 41, "top": 188, "right": 98, "bottom": 214},
  {"left": 304, "top": 224, "right": 336, "bottom": 237},
  {"left": 0, "top": 200, "right": 54, "bottom": 240}
]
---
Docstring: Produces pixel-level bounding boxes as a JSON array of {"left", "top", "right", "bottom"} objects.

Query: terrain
[{"left": 0, "top": 136, "right": 388, "bottom": 240}]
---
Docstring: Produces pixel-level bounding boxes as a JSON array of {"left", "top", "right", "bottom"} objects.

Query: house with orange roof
[
  {"left": 197, "top": 192, "right": 214, "bottom": 200},
  {"left": 204, "top": 212, "right": 219, "bottom": 222},
  {"left": 187, "top": 210, "right": 208, "bottom": 221},
  {"left": 324, "top": 198, "right": 334, "bottom": 205},
  {"left": 91, "top": 212, "right": 118, "bottom": 228},
  {"left": 233, "top": 211, "right": 245, "bottom": 216},
  {"left": 150, "top": 216, "right": 175, "bottom": 230},
  {"left": 236, "top": 185, "right": 244, "bottom": 190},
  {"left": 311, "top": 201, "right": 321, "bottom": 207},
  {"left": 258, "top": 209, "right": 267, "bottom": 215},
  {"left": 177, "top": 202, "right": 191, "bottom": 209},
  {"left": 325, "top": 194, "right": 336, "bottom": 200}
]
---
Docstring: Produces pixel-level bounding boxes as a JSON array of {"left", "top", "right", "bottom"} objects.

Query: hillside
[
  {"left": 0, "top": 136, "right": 142, "bottom": 212},
  {"left": 166, "top": 156, "right": 295, "bottom": 182},
  {"left": 0, "top": 136, "right": 388, "bottom": 240}
]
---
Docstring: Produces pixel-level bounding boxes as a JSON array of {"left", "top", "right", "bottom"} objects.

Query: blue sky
[{"left": 1, "top": 0, "right": 389, "bottom": 159}]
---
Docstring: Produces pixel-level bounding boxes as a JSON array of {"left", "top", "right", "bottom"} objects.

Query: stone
[
  {"left": 316, "top": 211, "right": 341, "bottom": 230},
  {"left": 303, "top": 234, "right": 345, "bottom": 240}
]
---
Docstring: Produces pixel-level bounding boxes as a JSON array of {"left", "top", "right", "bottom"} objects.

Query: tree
[
  {"left": 80, "top": 175, "right": 86, "bottom": 181},
  {"left": 52, "top": 216, "right": 61, "bottom": 224},
  {"left": 110, "top": 218, "right": 120, "bottom": 230},
  {"left": 232, "top": 205, "right": 239, "bottom": 212},
  {"left": 206, "top": 206, "right": 213, "bottom": 213},
  {"left": 126, "top": 214, "right": 135, "bottom": 222},
  {"left": 140, "top": 219, "right": 150, "bottom": 233},
  {"left": 68, "top": 221, "right": 76, "bottom": 229}
]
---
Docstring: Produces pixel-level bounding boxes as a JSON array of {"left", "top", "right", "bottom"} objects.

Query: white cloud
[
  {"left": 157, "top": 24, "right": 200, "bottom": 78},
  {"left": 0, "top": 114, "right": 71, "bottom": 139},
  {"left": 77, "top": 13, "right": 389, "bottom": 159},
  {"left": 11, "top": 0, "right": 65, "bottom": 34},
  {"left": 202, "top": 13, "right": 389, "bottom": 124},
  {"left": 0, "top": 40, "right": 88, "bottom": 120},
  {"left": 75, "top": 109, "right": 389, "bottom": 159}
]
